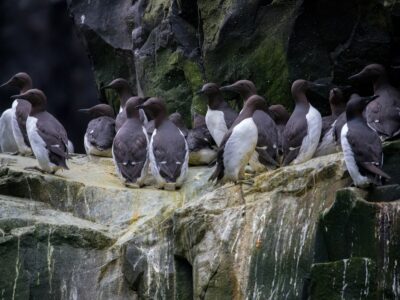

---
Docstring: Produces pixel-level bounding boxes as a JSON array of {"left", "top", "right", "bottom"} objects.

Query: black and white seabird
[
  {"left": 11, "top": 89, "right": 69, "bottom": 173},
  {"left": 187, "top": 113, "right": 217, "bottom": 166},
  {"left": 282, "top": 80, "right": 323, "bottom": 165},
  {"left": 209, "top": 95, "right": 268, "bottom": 184},
  {"left": 198, "top": 83, "right": 238, "bottom": 146},
  {"left": 112, "top": 97, "right": 149, "bottom": 187},
  {"left": 79, "top": 104, "right": 116, "bottom": 157},
  {"left": 333, "top": 112, "right": 347, "bottom": 147},
  {"left": 102, "top": 78, "right": 148, "bottom": 131},
  {"left": 0, "top": 72, "right": 33, "bottom": 154},
  {"left": 220, "top": 80, "right": 279, "bottom": 171},
  {"left": 168, "top": 112, "right": 188, "bottom": 138},
  {"left": 341, "top": 94, "right": 390, "bottom": 187},
  {"left": 137, "top": 98, "right": 189, "bottom": 190},
  {"left": 268, "top": 104, "right": 290, "bottom": 155},
  {"left": 348, "top": 64, "right": 400, "bottom": 140},
  {"left": 315, "top": 87, "right": 346, "bottom": 156}
]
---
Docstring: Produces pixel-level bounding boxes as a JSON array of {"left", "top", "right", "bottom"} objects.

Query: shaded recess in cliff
[{"left": 0, "top": 0, "right": 99, "bottom": 153}]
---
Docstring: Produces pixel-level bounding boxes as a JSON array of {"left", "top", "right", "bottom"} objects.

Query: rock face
[
  {"left": 66, "top": 0, "right": 400, "bottom": 121},
  {"left": 0, "top": 141, "right": 398, "bottom": 299}
]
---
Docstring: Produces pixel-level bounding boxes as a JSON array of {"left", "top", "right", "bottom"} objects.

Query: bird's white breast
[
  {"left": 0, "top": 108, "right": 18, "bottom": 152},
  {"left": 11, "top": 101, "right": 31, "bottom": 155},
  {"left": 148, "top": 129, "right": 165, "bottom": 186},
  {"left": 205, "top": 108, "right": 228, "bottom": 147},
  {"left": 84, "top": 134, "right": 112, "bottom": 157},
  {"left": 67, "top": 140, "right": 75, "bottom": 154},
  {"left": 27, "top": 116, "right": 57, "bottom": 172},
  {"left": 341, "top": 123, "right": 370, "bottom": 187},
  {"left": 223, "top": 117, "right": 258, "bottom": 181},
  {"left": 293, "top": 105, "right": 322, "bottom": 164}
]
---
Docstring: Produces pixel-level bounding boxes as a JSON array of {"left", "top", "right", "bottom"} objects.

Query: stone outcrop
[
  {"left": 0, "top": 141, "right": 398, "bottom": 299},
  {"left": 66, "top": 0, "right": 400, "bottom": 122}
]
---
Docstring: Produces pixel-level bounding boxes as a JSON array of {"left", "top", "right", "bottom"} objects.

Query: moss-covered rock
[
  {"left": 310, "top": 258, "right": 377, "bottom": 299},
  {"left": 311, "top": 185, "right": 400, "bottom": 298},
  {"left": 67, "top": 0, "right": 399, "bottom": 121}
]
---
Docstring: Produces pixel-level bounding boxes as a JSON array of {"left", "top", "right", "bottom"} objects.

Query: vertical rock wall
[{"left": 66, "top": 0, "right": 400, "bottom": 123}]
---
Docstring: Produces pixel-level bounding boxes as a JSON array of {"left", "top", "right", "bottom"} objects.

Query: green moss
[
  {"left": 201, "top": 3, "right": 295, "bottom": 111},
  {"left": 244, "top": 37, "right": 291, "bottom": 107},
  {"left": 318, "top": 189, "right": 378, "bottom": 261},
  {"left": 142, "top": 0, "right": 168, "bottom": 28},
  {"left": 139, "top": 48, "right": 206, "bottom": 125},
  {"left": 310, "top": 258, "right": 377, "bottom": 299},
  {"left": 183, "top": 60, "right": 206, "bottom": 115}
]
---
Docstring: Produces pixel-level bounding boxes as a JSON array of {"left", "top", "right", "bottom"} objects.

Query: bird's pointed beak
[
  {"left": 101, "top": 84, "right": 112, "bottom": 90},
  {"left": 135, "top": 105, "right": 144, "bottom": 110},
  {"left": 0, "top": 79, "right": 12, "bottom": 89},
  {"left": 219, "top": 84, "right": 235, "bottom": 92},
  {"left": 196, "top": 89, "right": 203, "bottom": 95},
  {"left": 10, "top": 94, "right": 22, "bottom": 100},
  {"left": 348, "top": 71, "right": 363, "bottom": 82},
  {"left": 364, "top": 95, "right": 379, "bottom": 104},
  {"left": 78, "top": 108, "right": 91, "bottom": 114},
  {"left": 310, "top": 82, "right": 327, "bottom": 88}
]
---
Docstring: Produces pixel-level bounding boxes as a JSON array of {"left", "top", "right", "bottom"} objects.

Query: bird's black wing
[
  {"left": 87, "top": 117, "right": 115, "bottom": 150},
  {"left": 282, "top": 110, "right": 308, "bottom": 165},
  {"left": 36, "top": 112, "right": 69, "bottom": 169},
  {"left": 366, "top": 92, "right": 400, "bottom": 138},
  {"left": 321, "top": 115, "right": 334, "bottom": 139},
  {"left": 152, "top": 123, "right": 187, "bottom": 182},
  {"left": 187, "top": 125, "right": 215, "bottom": 152},
  {"left": 333, "top": 113, "right": 346, "bottom": 143},
  {"left": 222, "top": 104, "right": 239, "bottom": 129},
  {"left": 347, "top": 121, "right": 390, "bottom": 179},
  {"left": 113, "top": 123, "right": 148, "bottom": 182},
  {"left": 115, "top": 110, "right": 127, "bottom": 132},
  {"left": 15, "top": 100, "right": 31, "bottom": 146},
  {"left": 253, "top": 110, "right": 279, "bottom": 166},
  {"left": 208, "top": 127, "right": 233, "bottom": 183}
]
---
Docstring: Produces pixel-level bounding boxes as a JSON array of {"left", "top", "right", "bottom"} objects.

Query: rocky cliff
[
  {"left": 66, "top": 0, "right": 400, "bottom": 122},
  {"left": 0, "top": 141, "right": 399, "bottom": 299}
]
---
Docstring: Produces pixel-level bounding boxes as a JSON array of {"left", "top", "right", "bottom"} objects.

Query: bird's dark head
[
  {"left": 125, "top": 96, "right": 145, "bottom": 119},
  {"left": 197, "top": 83, "right": 220, "bottom": 97},
  {"left": 78, "top": 104, "right": 114, "bottom": 119},
  {"left": 268, "top": 104, "right": 290, "bottom": 125},
  {"left": 219, "top": 80, "right": 257, "bottom": 100},
  {"left": 329, "top": 88, "right": 344, "bottom": 106},
  {"left": 243, "top": 95, "right": 268, "bottom": 114},
  {"left": 346, "top": 93, "right": 379, "bottom": 120},
  {"left": 169, "top": 112, "right": 184, "bottom": 127},
  {"left": 102, "top": 78, "right": 131, "bottom": 93},
  {"left": 0, "top": 72, "right": 32, "bottom": 93},
  {"left": 348, "top": 64, "right": 387, "bottom": 84},
  {"left": 291, "top": 79, "right": 324, "bottom": 102},
  {"left": 136, "top": 97, "right": 167, "bottom": 120},
  {"left": 11, "top": 89, "right": 46, "bottom": 111}
]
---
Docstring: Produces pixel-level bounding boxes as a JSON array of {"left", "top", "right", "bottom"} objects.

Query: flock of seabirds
[{"left": 0, "top": 63, "right": 399, "bottom": 190}]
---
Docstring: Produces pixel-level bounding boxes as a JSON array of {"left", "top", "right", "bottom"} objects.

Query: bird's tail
[
  {"left": 59, "top": 159, "right": 69, "bottom": 170},
  {"left": 208, "top": 161, "right": 224, "bottom": 183}
]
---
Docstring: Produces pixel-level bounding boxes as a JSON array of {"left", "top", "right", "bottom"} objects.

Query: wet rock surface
[{"left": 0, "top": 141, "right": 398, "bottom": 299}]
